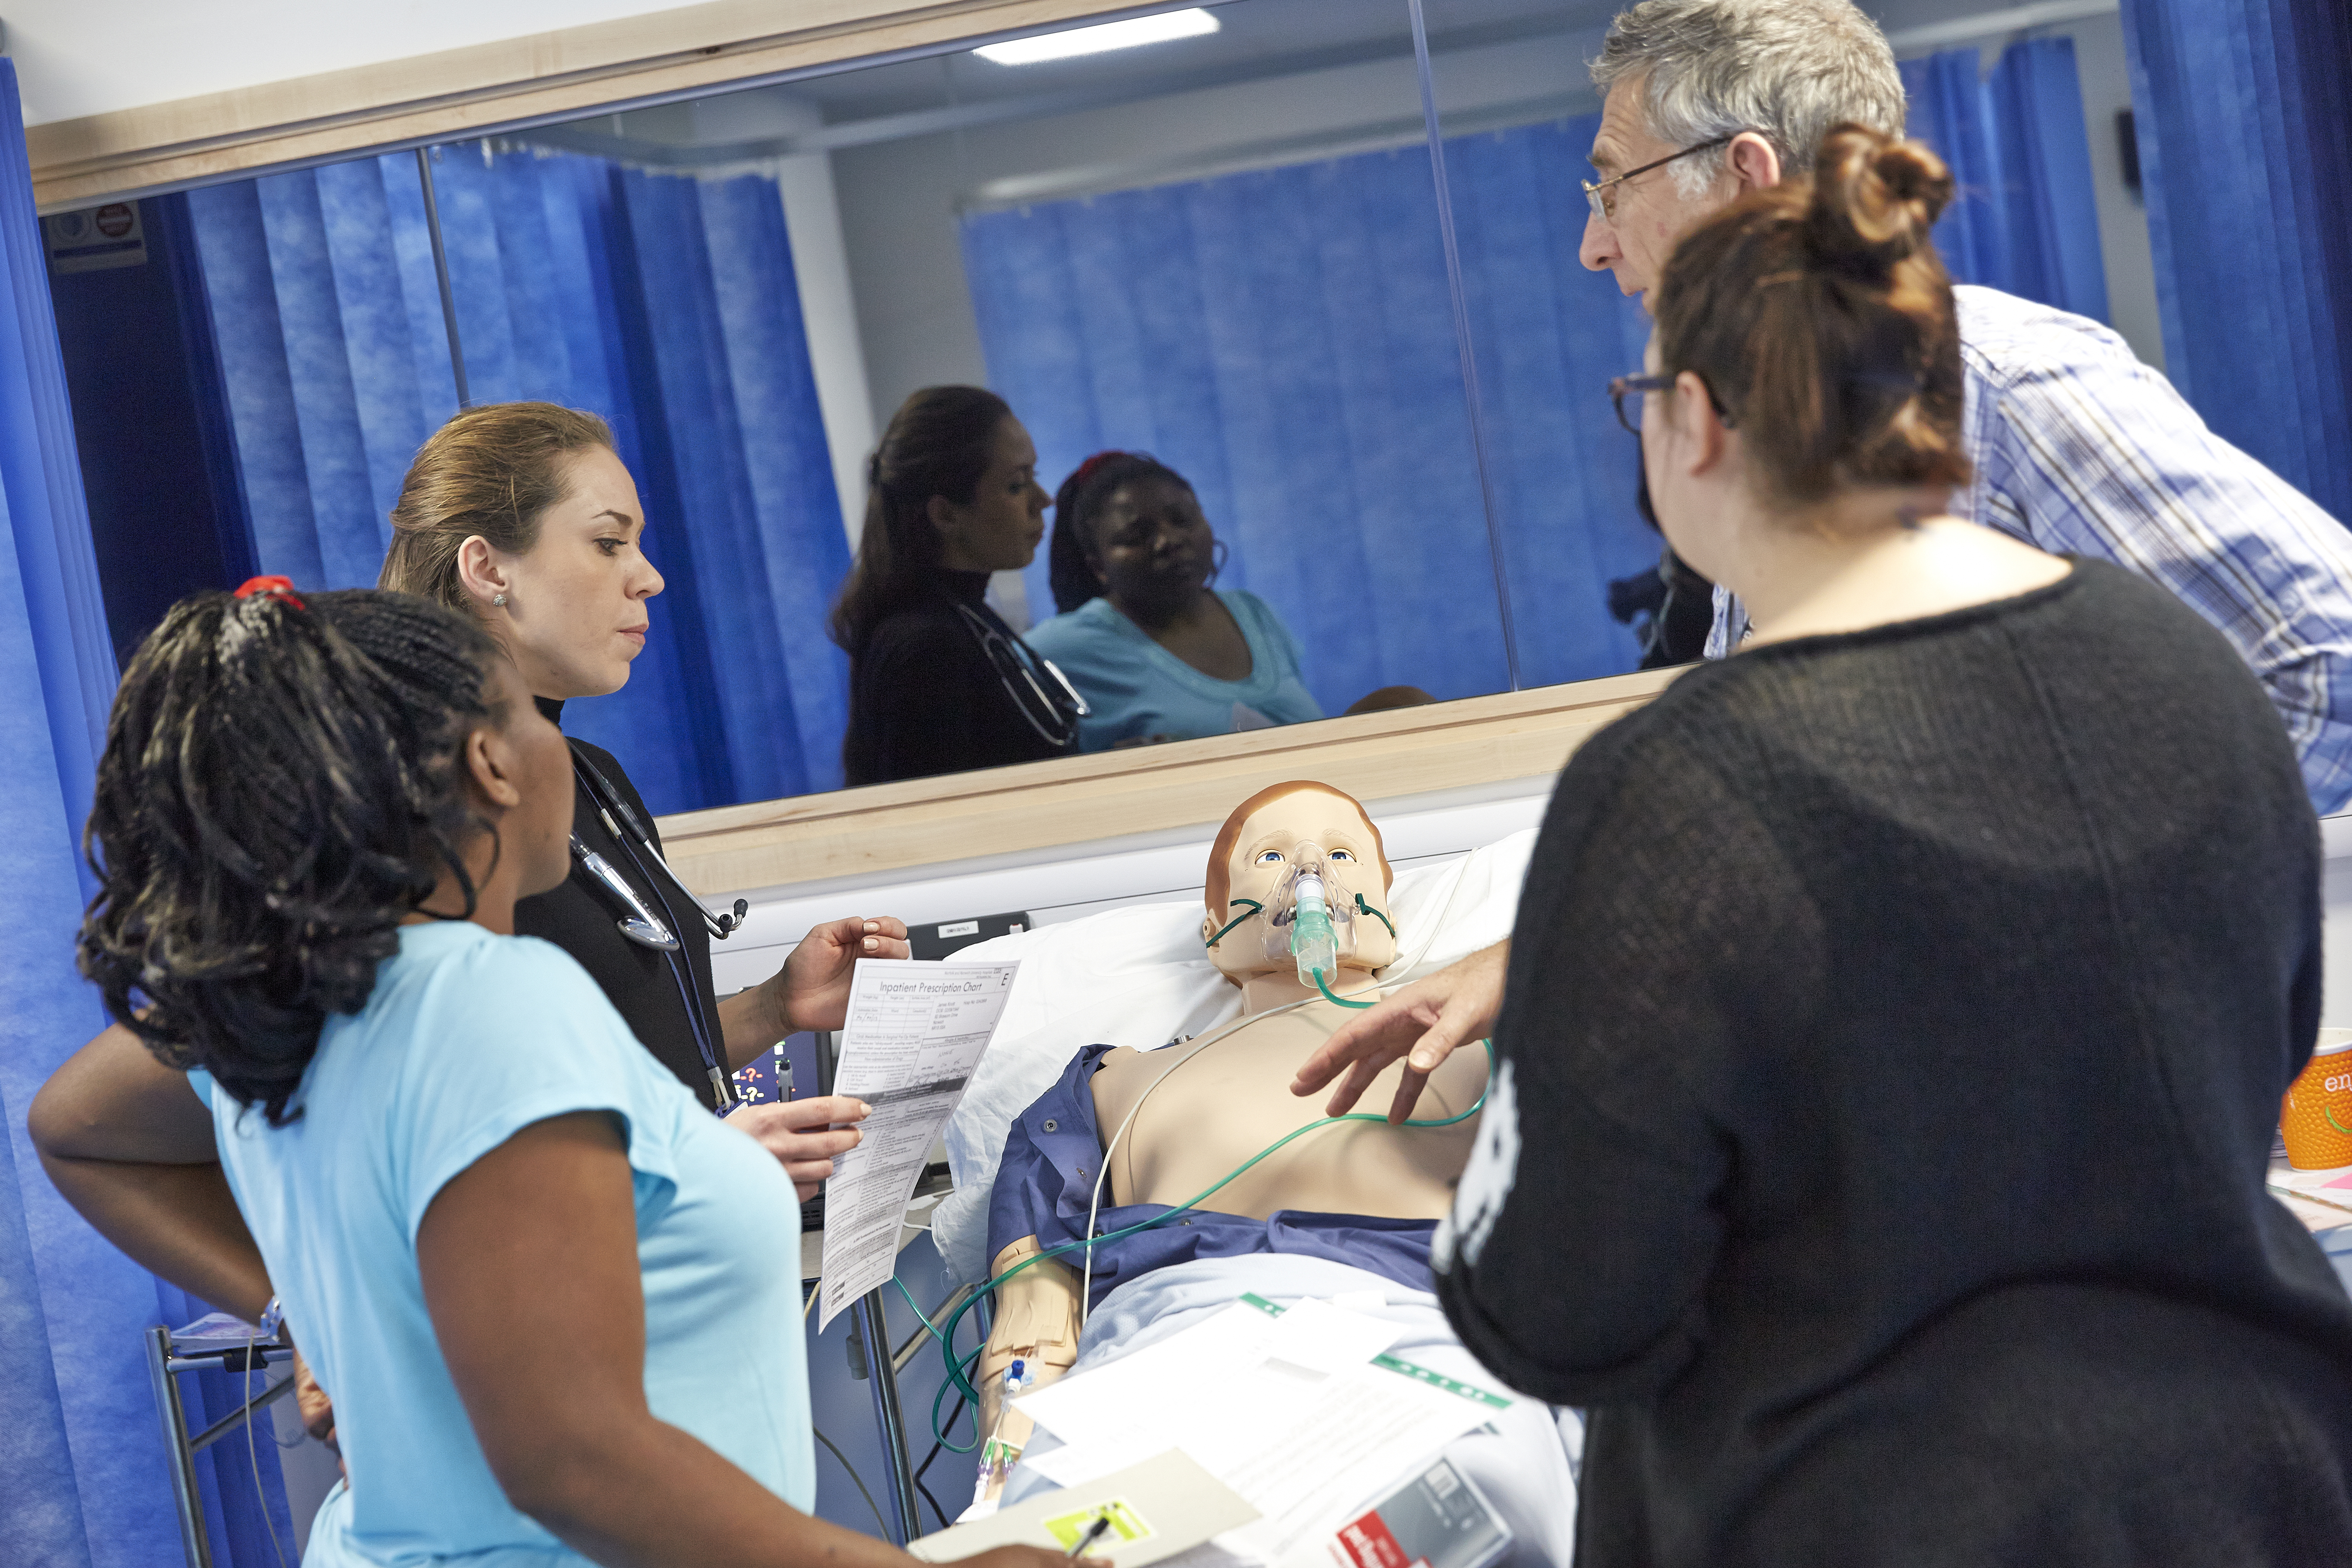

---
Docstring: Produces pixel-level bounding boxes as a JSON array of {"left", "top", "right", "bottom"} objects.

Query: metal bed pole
[
  {"left": 144, "top": 1325, "right": 300, "bottom": 1568},
  {"left": 855, "top": 1287, "right": 924, "bottom": 1544},
  {"left": 145, "top": 1324, "right": 213, "bottom": 1568}
]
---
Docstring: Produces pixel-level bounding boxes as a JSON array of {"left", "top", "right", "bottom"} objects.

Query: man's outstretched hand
[{"left": 1290, "top": 941, "right": 1512, "bottom": 1124}]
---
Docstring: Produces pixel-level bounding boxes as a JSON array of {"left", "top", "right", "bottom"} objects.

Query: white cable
[{"left": 242, "top": 1324, "right": 290, "bottom": 1568}]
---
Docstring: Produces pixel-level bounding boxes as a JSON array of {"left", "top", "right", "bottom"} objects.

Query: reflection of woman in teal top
[{"left": 1028, "top": 452, "right": 1324, "bottom": 750}]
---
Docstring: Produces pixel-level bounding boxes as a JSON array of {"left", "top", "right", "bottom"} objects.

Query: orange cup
[{"left": 2281, "top": 1030, "right": 2352, "bottom": 1170}]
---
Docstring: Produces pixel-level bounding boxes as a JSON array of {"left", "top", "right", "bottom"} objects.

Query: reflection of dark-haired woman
[
  {"left": 1028, "top": 451, "right": 1324, "bottom": 750},
  {"left": 830, "top": 386, "right": 1085, "bottom": 785}
]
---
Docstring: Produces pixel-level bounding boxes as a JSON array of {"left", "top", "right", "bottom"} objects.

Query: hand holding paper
[{"left": 817, "top": 960, "right": 1021, "bottom": 1329}]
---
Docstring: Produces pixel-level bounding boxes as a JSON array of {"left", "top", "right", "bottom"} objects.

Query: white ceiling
[{"left": 4, "top": 0, "right": 718, "bottom": 125}]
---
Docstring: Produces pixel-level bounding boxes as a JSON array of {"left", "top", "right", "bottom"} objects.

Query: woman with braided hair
[{"left": 30, "top": 585, "right": 1076, "bottom": 1568}]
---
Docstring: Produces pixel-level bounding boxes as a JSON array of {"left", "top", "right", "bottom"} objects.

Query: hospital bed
[{"left": 926, "top": 827, "right": 1582, "bottom": 1566}]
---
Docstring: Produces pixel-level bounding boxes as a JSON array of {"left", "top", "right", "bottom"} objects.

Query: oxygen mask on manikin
[{"left": 1263, "top": 843, "right": 1360, "bottom": 986}]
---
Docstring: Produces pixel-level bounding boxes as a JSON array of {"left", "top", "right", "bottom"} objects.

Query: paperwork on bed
[
  {"left": 1014, "top": 1294, "right": 1512, "bottom": 1565},
  {"left": 816, "top": 959, "right": 1020, "bottom": 1330}
]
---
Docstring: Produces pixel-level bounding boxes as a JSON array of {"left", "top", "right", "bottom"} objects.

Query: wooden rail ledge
[
  {"left": 656, "top": 666, "right": 1684, "bottom": 898},
  {"left": 29, "top": 0, "right": 1153, "bottom": 211}
]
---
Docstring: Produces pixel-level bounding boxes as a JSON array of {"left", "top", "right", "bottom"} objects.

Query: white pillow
[{"left": 931, "top": 828, "right": 1539, "bottom": 1284}]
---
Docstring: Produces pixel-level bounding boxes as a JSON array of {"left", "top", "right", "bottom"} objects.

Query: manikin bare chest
[{"left": 1088, "top": 999, "right": 1487, "bottom": 1222}]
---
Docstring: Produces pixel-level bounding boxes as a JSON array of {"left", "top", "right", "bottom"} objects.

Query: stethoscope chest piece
[
  {"left": 570, "top": 834, "right": 680, "bottom": 951},
  {"left": 562, "top": 743, "right": 742, "bottom": 1114},
  {"left": 954, "top": 601, "right": 1089, "bottom": 748}
]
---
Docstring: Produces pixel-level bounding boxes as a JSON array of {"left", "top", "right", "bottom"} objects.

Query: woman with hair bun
[
  {"left": 29, "top": 586, "right": 1070, "bottom": 1568},
  {"left": 1430, "top": 127, "right": 2352, "bottom": 1563}
]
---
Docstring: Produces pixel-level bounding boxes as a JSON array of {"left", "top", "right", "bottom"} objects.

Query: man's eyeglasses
[{"left": 1582, "top": 134, "right": 1738, "bottom": 222}]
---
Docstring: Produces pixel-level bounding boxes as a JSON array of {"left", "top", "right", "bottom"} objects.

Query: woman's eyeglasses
[
  {"left": 1582, "top": 135, "right": 1739, "bottom": 222},
  {"left": 1608, "top": 372, "right": 1736, "bottom": 434},
  {"left": 1608, "top": 374, "right": 1676, "bottom": 434}
]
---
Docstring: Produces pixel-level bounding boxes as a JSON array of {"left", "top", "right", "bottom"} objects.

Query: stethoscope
[
  {"left": 565, "top": 741, "right": 750, "bottom": 1114},
  {"left": 953, "top": 600, "right": 1091, "bottom": 748}
]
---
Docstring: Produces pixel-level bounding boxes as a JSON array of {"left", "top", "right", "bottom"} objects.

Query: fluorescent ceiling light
[{"left": 975, "top": 9, "right": 1221, "bottom": 66}]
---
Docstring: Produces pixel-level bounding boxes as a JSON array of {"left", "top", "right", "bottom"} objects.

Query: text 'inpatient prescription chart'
[{"left": 817, "top": 958, "right": 1020, "bottom": 1330}]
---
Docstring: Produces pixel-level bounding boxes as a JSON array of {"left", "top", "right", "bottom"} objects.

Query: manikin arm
[{"left": 976, "top": 1237, "right": 1083, "bottom": 1441}]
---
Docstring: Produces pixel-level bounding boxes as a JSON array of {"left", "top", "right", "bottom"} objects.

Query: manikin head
[
  {"left": 1201, "top": 781, "right": 1400, "bottom": 989},
  {"left": 1578, "top": 0, "right": 1906, "bottom": 307}
]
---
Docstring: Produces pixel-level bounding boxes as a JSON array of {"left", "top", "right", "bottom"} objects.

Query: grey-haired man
[
  {"left": 1300, "top": 0, "right": 2352, "bottom": 1110},
  {"left": 1577, "top": 0, "right": 2352, "bottom": 812}
]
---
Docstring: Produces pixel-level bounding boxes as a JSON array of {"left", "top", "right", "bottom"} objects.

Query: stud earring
[{"left": 492, "top": 592, "right": 508, "bottom": 607}]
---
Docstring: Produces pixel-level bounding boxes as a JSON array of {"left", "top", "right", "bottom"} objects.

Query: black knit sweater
[{"left": 1437, "top": 560, "right": 2352, "bottom": 1565}]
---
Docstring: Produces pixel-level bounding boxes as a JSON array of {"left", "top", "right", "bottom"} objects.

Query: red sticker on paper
[{"left": 1334, "top": 1511, "right": 1410, "bottom": 1568}]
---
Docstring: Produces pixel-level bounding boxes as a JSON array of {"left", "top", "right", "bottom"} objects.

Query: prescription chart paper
[{"left": 817, "top": 959, "right": 1020, "bottom": 1330}]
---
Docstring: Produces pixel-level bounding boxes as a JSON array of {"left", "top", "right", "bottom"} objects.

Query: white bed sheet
[
  {"left": 932, "top": 828, "right": 1540, "bottom": 1286},
  {"left": 1000, "top": 1253, "right": 1580, "bottom": 1568}
]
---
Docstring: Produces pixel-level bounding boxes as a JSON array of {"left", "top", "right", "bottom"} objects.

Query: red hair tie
[
  {"left": 233, "top": 575, "right": 306, "bottom": 610},
  {"left": 1068, "top": 450, "right": 1130, "bottom": 491}
]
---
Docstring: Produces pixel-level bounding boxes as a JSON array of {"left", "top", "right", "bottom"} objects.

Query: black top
[
  {"left": 841, "top": 569, "right": 1078, "bottom": 786},
  {"left": 1436, "top": 561, "right": 2352, "bottom": 1566},
  {"left": 513, "top": 697, "right": 727, "bottom": 1109}
]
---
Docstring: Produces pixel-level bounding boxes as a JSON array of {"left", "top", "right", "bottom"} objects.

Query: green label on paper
[
  {"left": 1236, "top": 1294, "right": 1510, "bottom": 1408},
  {"left": 1369, "top": 1353, "right": 1512, "bottom": 1410},
  {"left": 1043, "top": 1499, "right": 1152, "bottom": 1550}
]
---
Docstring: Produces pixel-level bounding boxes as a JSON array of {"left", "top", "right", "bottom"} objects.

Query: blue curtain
[
  {"left": 1438, "top": 115, "right": 1659, "bottom": 689},
  {"left": 1901, "top": 38, "right": 2111, "bottom": 322},
  {"left": 962, "top": 148, "right": 1517, "bottom": 708},
  {"left": 187, "top": 146, "right": 850, "bottom": 811},
  {"left": 0, "top": 55, "right": 298, "bottom": 1568},
  {"left": 2121, "top": 0, "right": 2352, "bottom": 520}
]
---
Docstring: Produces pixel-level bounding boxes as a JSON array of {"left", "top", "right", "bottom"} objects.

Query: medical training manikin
[{"left": 970, "top": 782, "right": 1576, "bottom": 1564}]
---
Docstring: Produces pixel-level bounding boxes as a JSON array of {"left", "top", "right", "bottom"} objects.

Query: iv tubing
[
  {"left": 943, "top": 854, "right": 1489, "bottom": 1416},
  {"left": 936, "top": 1021, "right": 1496, "bottom": 1409}
]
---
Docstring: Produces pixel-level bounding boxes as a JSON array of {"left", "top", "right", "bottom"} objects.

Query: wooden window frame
[
  {"left": 657, "top": 669, "right": 1678, "bottom": 896},
  {"left": 28, "top": 0, "right": 1173, "bottom": 211},
  {"left": 29, "top": 0, "right": 1679, "bottom": 892}
]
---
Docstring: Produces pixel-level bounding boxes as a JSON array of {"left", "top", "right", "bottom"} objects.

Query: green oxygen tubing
[{"left": 929, "top": 965, "right": 1492, "bottom": 1436}]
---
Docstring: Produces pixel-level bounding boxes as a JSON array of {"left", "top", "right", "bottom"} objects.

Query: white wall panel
[{"left": 7, "top": 0, "right": 718, "bottom": 125}]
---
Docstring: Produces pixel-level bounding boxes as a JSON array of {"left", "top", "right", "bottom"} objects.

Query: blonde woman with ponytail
[{"left": 379, "top": 402, "right": 899, "bottom": 1185}]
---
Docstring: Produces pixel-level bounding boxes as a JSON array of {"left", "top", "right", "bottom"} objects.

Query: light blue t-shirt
[
  {"left": 193, "top": 921, "right": 812, "bottom": 1567},
  {"left": 1026, "top": 589, "right": 1324, "bottom": 751}
]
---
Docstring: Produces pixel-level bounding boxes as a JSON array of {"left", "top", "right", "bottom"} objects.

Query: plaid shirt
[{"left": 1708, "top": 285, "right": 2352, "bottom": 814}]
